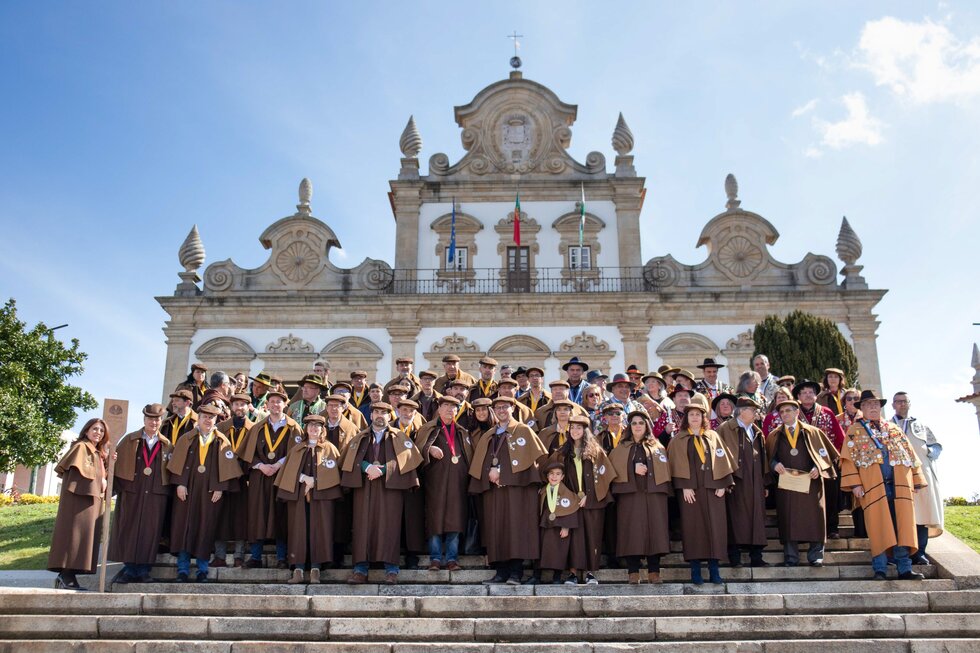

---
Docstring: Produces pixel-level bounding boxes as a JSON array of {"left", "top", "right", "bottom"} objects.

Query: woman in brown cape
[
  {"left": 274, "top": 414, "right": 343, "bottom": 584},
  {"left": 610, "top": 410, "right": 672, "bottom": 584},
  {"left": 668, "top": 393, "right": 735, "bottom": 585},
  {"left": 48, "top": 418, "right": 109, "bottom": 589},
  {"left": 552, "top": 414, "right": 615, "bottom": 584}
]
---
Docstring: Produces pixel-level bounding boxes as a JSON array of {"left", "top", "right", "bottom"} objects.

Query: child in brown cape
[{"left": 535, "top": 461, "right": 585, "bottom": 584}]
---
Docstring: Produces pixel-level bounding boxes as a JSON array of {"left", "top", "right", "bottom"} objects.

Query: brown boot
[
  {"left": 346, "top": 571, "right": 368, "bottom": 585},
  {"left": 628, "top": 572, "right": 641, "bottom": 585},
  {"left": 648, "top": 571, "right": 662, "bottom": 584},
  {"left": 309, "top": 568, "right": 320, "bottom": 584},
  {"left": 287, "top": 568, "right": 304, "bottom": 584}
]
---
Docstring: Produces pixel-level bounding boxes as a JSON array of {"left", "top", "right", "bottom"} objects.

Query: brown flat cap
[
  {"left": 397, "top": 399, "right": 419, "bottom": 410},
  {"left": 170, "top": 389, "right": 193, "bottom": 401},
  {"left": 197, "top": 403, "right": 222, "bottom": 416},
  {"left": 569, "top": 415, "right": 591, "bottom": 426},
  {"left": 303, "top": 414, "right": 326, "bottom": 425},
  {"left": 471, "top": 398, "right": 493, "bottom": 408},
  {"left": 324, "top": 394, "right": 348, "bottom": 404},
  {"left": 437, "top": 395, "right": 461, "bottom": 406},
  {"left": 370, "top": 401, "right": 393, "bottom": 412},
  {"left": 549, "top": 379, "right": 571, "bottom": 389},
  {"left": 491, "top": 396, "right": 516, "bottom": 406},
  {"left": 142, "top": 403, "right": 165, "bottom": 417},
  {"left": 229, "top": 393, "right": 251, "bottom": 404},
  {"left": 419, "top": 370, "right": 438, "bottom": 379},
  {"left": 479, "top": 357, "right": 498, "bottom": 367},
  {"left": 684, "top": 393, "right": 710, "bottom": 414},
  {"left": 526, "top": 366, "right": 545, "bottom": 376},
  {"left": 395, "top": 357, "right": 415, "bottom": 364},
  {"left": 190, "top": 363, "right": 208, "bottom": 372},
  {"left": 551, "top": 399, "right": 576, "bottom": 409},
  {"left": 330, "top": 381, "right": 352, "bottom": 393},
  {"left": 350, "top": 370, "right": 368, "bottom": 379},
  {"left": 266, "top": 390, "right": 289, "bottom": 401},
  {"left": 442, "top": 355, "right": 461, "bottom": 363},
  {"left": 497, "top": 378, "right": 518, "bottom": 388}
]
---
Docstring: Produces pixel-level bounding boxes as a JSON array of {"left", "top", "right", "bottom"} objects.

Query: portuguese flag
[{"left": 513, "top": 192, "right": 521, "bottom": 246}]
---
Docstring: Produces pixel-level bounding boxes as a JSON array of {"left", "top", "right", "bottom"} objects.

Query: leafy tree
[
  {"left": 753, "top": 310, "right": 860, "bottom": 388},
  {"left": 0, "top": 299, "right": 97, "bottom": 471}
]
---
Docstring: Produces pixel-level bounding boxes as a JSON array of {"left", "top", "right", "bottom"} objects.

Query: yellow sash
[
  {"left": 264, "top": 423, "right": 288, "bottom": 456},
  {"left": 198, "top": 431, "right": 214, "bottom": 466}
]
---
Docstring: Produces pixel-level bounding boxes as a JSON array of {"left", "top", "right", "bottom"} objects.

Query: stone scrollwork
[
  {"left": 203, "top": 260, "right": 236, "bottom": 292},
  {"left": 643, "top": 257, "right": 679, "bottom": 289},
  {"left": 802, "top": 254, "right": 837, "bottom": 286}
]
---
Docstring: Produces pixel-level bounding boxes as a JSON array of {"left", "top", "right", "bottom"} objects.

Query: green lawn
[
  {"left": 945, "top": 506, "right": 980, "bottom": 554},
  {"left": 0, "top": 503, "right": 58, "bottom": 570}
]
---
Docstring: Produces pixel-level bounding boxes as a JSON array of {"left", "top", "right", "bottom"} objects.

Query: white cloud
[
  {"left": 792, "top": 98, "right": 818, "bottom": 118},
  {"left": 803, "top": 146, "right": 824, "bottom": 159},
  {"left": 856, "top": 16, "right": 980, "bottom": 104},
  {"left": 808, "top": 93, "right": 885, "bottom": 156}
]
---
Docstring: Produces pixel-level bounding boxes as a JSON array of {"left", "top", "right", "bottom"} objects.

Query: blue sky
[{"left": 2, "top": 2, "right": 978, "bottom": 496}]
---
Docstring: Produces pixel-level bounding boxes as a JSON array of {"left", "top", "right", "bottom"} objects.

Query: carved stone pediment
[
  {"left": 423, "top": 333, "right": 485, "bottom": 377},
  {"left": 643, "top": 176, "right": 838, "bottom": 292},
  {"left": 427, "top": 73, "right": 607, "bottom": 179},
  {"left": 202, "top": 213, "right": 393, "bottom": 294}
]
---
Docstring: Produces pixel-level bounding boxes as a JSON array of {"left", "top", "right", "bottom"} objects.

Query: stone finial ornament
[
  {"left": 299, "top": 178, "right": 312, "bottom": 205},
  {"left": 725, "top": 174, "right": 740, "bottom": 210},
  {"left": 399, "top": 115, "right": 422, "bottom": 158},
  {"left": 836, "top": 216, "right": 862, "bottom": 266},
  {"left": 611, "top": 113, "right": 634, "bottom": 156},
  {"left": 176, "top": 225, "right": 205, "bottom": 295},
  {"left": 179, "top": 225, "right": 205, "bottom": 274},
  {"left": 836, "top": 216, "right": 867, "bottom": 289}
]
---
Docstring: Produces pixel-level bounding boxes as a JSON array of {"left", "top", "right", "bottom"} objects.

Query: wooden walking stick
[{"left": 98, "top": 399, "right": 129, "bottom": 593}]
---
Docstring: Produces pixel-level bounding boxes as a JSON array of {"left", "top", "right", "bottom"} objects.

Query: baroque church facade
[{"left": 157, "top": 69, "right": 885, "bottom": 396}]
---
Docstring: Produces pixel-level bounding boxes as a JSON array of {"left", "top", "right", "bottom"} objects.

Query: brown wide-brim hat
[
  {"left": 735, "top": 396, "right": 761, "bottom": 410},
  {"left": 777, "top": 375, "right": 796, "bottom": 386},
  {"left": 299, "top": 374, "right": 328, "bottom": 389},
  {"left": 190, "top": 363, "right": 208, "bottom": 373},
  {"left": 684, "top": 393, "right": 710, "bottom": 414},
  {"left": 197, "top": 403, "right": 222, "bottom": 416},
  {"left": 608, "top": 373, "right": 635, "bottom": 388},
  {"left": 662, "top": 367, "right": 681, "bottom": 378},
  {"left": 471, "top": 398, "right": 493, "bottom": 408},
  {"left": 369, "top": 401, "right": 394, "bottom": 412},
  {"left": 711, "top": 393, "right": 738, "bottom": 412},
  {"left": 673, "top": 369, "right": 696, "bottom": 384},
  {"left": 437, "top": 395, "right": 461, "bottom": 406},
  {"left": 419, "top": 370, "right": 438, "bottom": 379},
  {"left": 303, "top": 414, "right": 326, "bottom": 425},
  {"left": 642, "top": 372, "right": 665, "bottom": 385},
  {"left": 170, "top": 389, "right": 193, "bottom": 401},
  {"left": 142, "top": 403, "right": 165, "bottom": 417},
  {"left": 774, "top": 398, "right": 801, "bottom": 411},
  {"left": 858, "top": 389, "right": 887, "bottom": 407},
  {"left": 266, "top": 390, "right": 289, "bottom": 402},
  {"left": 249, "top": 372, "right": 275, "bottom": 386},
  {"left": 491, "top": 396, "right": 517, "bottom": 406},
  {"left": 229, "top": 393, "right": 251, "bottom": 404}
]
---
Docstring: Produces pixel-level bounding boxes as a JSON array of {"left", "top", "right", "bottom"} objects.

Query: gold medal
[
  {"left": 548, "top": 512, "right": 556, "bottom": 522},
  {"left": 268, "top": 451, "right": 277, "bottom": 460},
  {"left": 577, "top": 491, "right": 586, "bottom": 499},
  {"left": 197, "top": 464, "right": 206, "bottom": 473},
  {"left": 451, "top": 455, "right": 459, "bottom": 464},
  {"left": 143, "top": 467, "right": 153, "bottom": 476}
]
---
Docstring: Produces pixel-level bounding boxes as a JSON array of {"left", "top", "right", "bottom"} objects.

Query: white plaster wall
[
  {"left": 190, "top": 328, "right": 393, "bottom": 378},
  {"left": 416, "top": 326, "right": 625, "bottom": 380},
  {"left": 417, "top": 200, "right": 620, "bottom": 270}
]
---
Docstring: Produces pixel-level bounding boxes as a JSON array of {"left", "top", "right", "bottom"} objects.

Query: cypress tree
[{"left": 752, "top": 310, "right": 860, "bottom": 388}]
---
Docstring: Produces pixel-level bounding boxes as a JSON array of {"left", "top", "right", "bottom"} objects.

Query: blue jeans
[
  {"left": 122, "top": 563, "right": 151, "bottom": 578},
  {"left": 874, "top": 546, "right": 911, "bottom": 574},
  {"left": 428, "top": 532, "right": 460, "bottom": 563},
  {"left": 176, "top": 552, "right": 208, "bottom": 576},
  {"left": 354, "top": 562, "right": 399, "bottom": 576},
  {"left": 250, "top": 540, "right": 287, "bottom": 562}
]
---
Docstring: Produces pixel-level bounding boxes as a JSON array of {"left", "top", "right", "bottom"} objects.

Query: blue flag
[{"left": 448, "top": 198, "right": 457, "bottom": 264}]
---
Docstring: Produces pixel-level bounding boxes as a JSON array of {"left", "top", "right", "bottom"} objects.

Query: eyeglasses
[{"left": 844, "top": 396, "right": 857, "bottom": 403}]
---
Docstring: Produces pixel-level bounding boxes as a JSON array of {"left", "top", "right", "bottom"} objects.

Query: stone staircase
[{"left": 2, "top": 510, "right": 979, "bottom": 652}]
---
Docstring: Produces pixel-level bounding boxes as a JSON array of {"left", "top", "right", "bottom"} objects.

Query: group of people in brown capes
[{"left": 47, "top": 352, "right": 940, "bottom": 590}]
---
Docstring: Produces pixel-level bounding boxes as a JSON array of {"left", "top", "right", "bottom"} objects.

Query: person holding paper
[{"left": 765, "top": 398, "right": 839, "bottom": 567}]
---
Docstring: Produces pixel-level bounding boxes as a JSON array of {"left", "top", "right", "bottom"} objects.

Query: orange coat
[{"left": 839, "top": 419, "right": 927, "bottom": 557}]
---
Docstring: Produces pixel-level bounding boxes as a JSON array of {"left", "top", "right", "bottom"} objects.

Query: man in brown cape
[
  {"left": 434, "top": 354, "right": 477, "bottom": 394},
  {"left": 167, "top": 403, "right": 242, "bottom": 582},
  {"left": 716, "top": 396, "right": 769, "bottom": 567},
  {"left": 341, "top": 402, "right": 422, "bottom": 584},
  {"left": 383, "top": 357, "right": 422, "bottom": 402},
  {"left": 212, "top": 393, "right": 254, "bottom": 567},
  {"left": 239, "top": 390, "right": 302, "bottom": 568},
  {"left": 415, "top": 395, "right": 473, "bottom": 571},
  {"left": 516, "top": 366, "right": 550, "bottom": 425},
  {"left": 533, "top": 381, "right": 588, "bottom": 432},
  {"left": 393, "top": 397, "right": 426, "bottom": 567},
  {"left": 766, "top": 398, "right": 839, "bottom": 567},
  {"left": 840, "top": 389, "right": 927, "bottom": 580},
  {"left": 109, "top": 403, "right": 173, "bottom": 583},
  {"left": 469, "top": 357, "right": 499, "bottom": 402},
  {"left": 469, "top": 396, "right": 547, "bottom": 585},
  {"left": 412, "top": 370, "right": 442, "bottom": 422},
  {"left": 161, "top": 389, "right": 197, "bottom": 443},
  {"left": 319, "top": 393, "right": 360, "bottom": 564},
  {"left": 329, "top": 381, "right": 369, "bottom": 431}
]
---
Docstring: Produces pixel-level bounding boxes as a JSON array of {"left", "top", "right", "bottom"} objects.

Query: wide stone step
[
  {"left": 2, "top": 589, "right": 978, "bottom": 617},
  {"left": 107, "top": 578, "right": 958, "bottom": 596},
  {"left": 0, "top": 640, "right": 978, "bottom": 653},
  {"left": 1, "top": 612, "right": 978, "bottom": 642}
]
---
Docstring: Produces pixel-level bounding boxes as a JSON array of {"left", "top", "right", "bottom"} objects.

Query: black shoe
[
  {"left": 898, "top": 570, "right": 925, "bottom": 581},
  {"left": 750, "top": 559, "right": 770, "bottom": 568},
  {"left": 507, "top": 574, "right": 524, "bottom": 585},
  {"left": 275, "top": 559, "right": 289, "bottom": 570},
  {"left": 910, "top": 556, "right": 931, "bottom": 566},
  {"left": 482, "top": 573, "right": 508, "bottom": 585},
  {"left": 810, "top": 560, "right": 824, "bottom": 567},
  {"left": 176, "top": 572, "right": 189, "bottom": 583},
  {"left": 196, "top": 572, "right": 210, "bottom": 583},
  {"left": 55, "top": 573, "right": 82, "bottom": 590},
  {"left": 551, "top": 574, "right": 564, "bottom": 585},
  {"left": 778, "top": 562, "right": 799, "bottom": 567},
  {"left": 873, "top": 571, "right": 887, "bottom": 580},
  {"left": 136, "top": 574, "right": 155, "bottom": 583},
  {"left": 521, "top": 575, "right": 539, "bottom": 585},
  {"left": 405, "top": 554, "right": 420, "bottom": 569}
]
